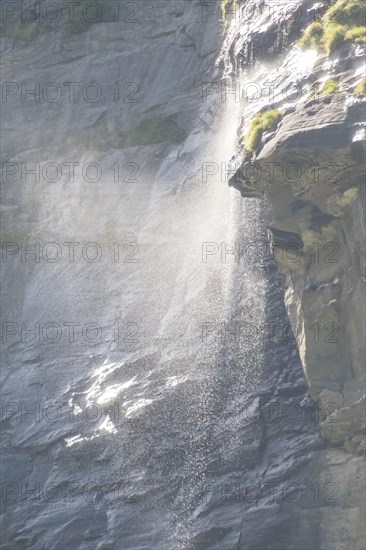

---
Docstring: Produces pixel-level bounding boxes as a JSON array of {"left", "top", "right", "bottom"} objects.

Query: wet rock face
[
  {"left": 224, "top": 0, "right": 366, "bottom": 547},
  {"left": 1, "top": 1, "right": 365, "bottom": 549},
  {"left": 227, "top": 0, "right": 366, "bottom": 447},
  {"left": 220, "top": 0, "right": 320, "bottom": 69},
  {"left": 1, "top": 0, "right": 221, "bottom": 161},
  {"left": 235, "top": 94, "right": 366, "bottom": 449},
  {"left": 254, "top": 95, "right": 366, "bottom": 417}
]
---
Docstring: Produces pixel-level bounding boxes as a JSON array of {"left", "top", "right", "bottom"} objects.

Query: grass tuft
[
  {"left": 323, "top": 23, "right": 346, "bottom": 53},
  {"left": 345, "top": 26, "right": 366, "bottom": 44},
  {"left": 299, "top": 0, "right": 366, "bottom": 54},
  {"left": 321, "top": 79, "right": 340, "bottom": 95},
  {"left": 299, "top": 22, "right": 324, "bottom": 50},
  {"left": 324, "top": 0, "right": 365, "bottom": 27},
  {"left": 244, "top": 110, "right": 282, "bottom": 153}
]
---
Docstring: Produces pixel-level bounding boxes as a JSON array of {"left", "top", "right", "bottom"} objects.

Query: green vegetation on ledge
[
  {"left": 306, "top": 79, "right": 340, "bottom": 102},
  {"left": 299, "top": 22, "right": 324, "bottom": 50},
  {"left": 321, "top": 79, "right": 340, "bottom": 95},
  {"left": 299, "top": 0, "right": 366, "bottom": 53},
  {"left": 243, "top": 110, "right": 282, "bottom": 154},
  {"left": 344, "top": 27, "right": 366, "bottom": 44},
  {"left": 353, "top": 77, "right": 366, "bottom": 95}
]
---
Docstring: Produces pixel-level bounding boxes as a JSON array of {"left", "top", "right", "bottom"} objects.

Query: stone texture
[
  {"left": 1, "top": 0, "right": 365, "bottom": 548},
  {"left": 225, "top": 0, "right": 366, "bottom": 546},
  {"left": 227, "top": 20, "right": 366, "bottom": 445}
]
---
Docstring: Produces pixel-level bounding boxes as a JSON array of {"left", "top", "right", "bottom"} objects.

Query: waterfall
[{"left": 61, "top": 76, "right": 271, "bottom": 549}]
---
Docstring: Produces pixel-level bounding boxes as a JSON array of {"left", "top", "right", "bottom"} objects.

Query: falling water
[
  {"left": 1, "top": 72, "right": 273, "bottom": 548},
  {"left": 63, "top": 82, "right": 270, "bottom": 549}
]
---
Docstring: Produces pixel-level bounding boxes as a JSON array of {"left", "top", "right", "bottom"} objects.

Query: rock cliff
[
  {"left": 226, "top": 0, "right": 365, "bottom": 451},
  {"left": 1, "top": 0, "right": 365, "bottom": 548},
  {"left": 225, "top": 0, "right": 365, "bottom": 545}
]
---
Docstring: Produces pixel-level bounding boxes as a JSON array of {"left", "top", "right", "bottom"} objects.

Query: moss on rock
[
  {"left": 353, "top": 76, "right": 366, "bottom": 95},
  {"left": 244, "top": 110, "right": 282, "bottom": 153},
  {"left": 321, "top": 79, "right": 340, "bottom": 96}
]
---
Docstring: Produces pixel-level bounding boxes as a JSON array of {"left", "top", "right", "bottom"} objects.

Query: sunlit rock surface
[{"left": 227, "top": 1, "right": 365, "bottom": 547}]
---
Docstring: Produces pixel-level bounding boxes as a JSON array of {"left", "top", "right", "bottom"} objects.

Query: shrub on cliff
[
  {"left": 323, "top": 0, "right": 364, "bottom": 27},
  {"left": 244, "top": 110, "right": 282, "bottom": 154},
  {"left": 321, "top": 80, "right": 340, "bottom": 95},
  {"left": 323, "top": 23, "right": 347, "bottom": 53},
  {"left": 345, "top": 27, "right": 366, "bottom": 45},
  {"left": 299, "top": 0, "right": 366, "bottom": 54},
  {"left": 299, "top": 22, "right": 324, "bottom": 50}
]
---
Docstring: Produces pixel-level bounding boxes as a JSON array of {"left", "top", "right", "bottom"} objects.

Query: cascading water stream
[{"left": 59, "top": 79, "right": 271, "bottom": 549}]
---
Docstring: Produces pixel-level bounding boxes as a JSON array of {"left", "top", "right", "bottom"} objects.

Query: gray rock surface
[
  {"left": 225, "top": 0, "right": 366, "bottom": 546},
  {"left": 1, "top": 0, "right": 365, "bottom": 548}
]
